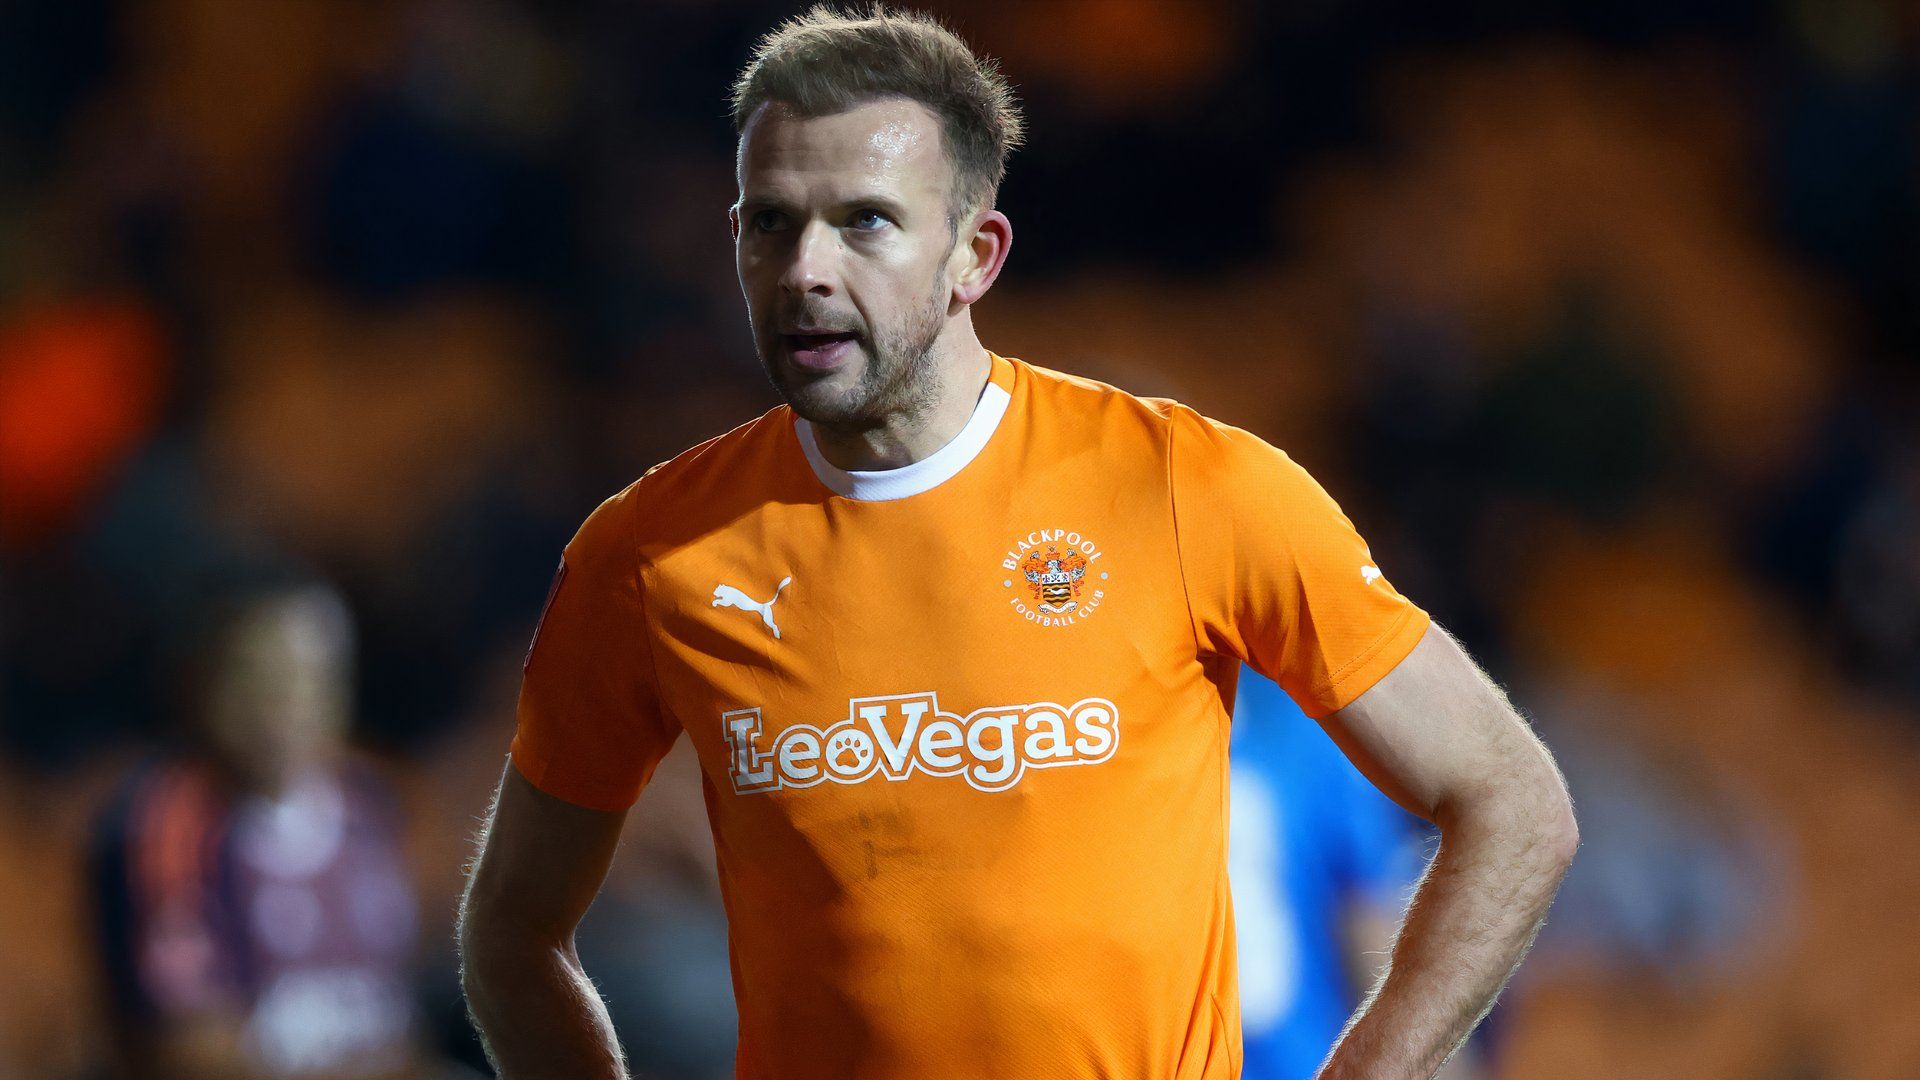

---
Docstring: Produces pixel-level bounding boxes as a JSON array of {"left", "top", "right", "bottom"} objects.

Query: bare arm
[
  {"left": 1316, "top": 623, "right": 1578, "bottom": 1079},
  {"left": 459, "top": 759, "right": 630, "bottom": 1080}
]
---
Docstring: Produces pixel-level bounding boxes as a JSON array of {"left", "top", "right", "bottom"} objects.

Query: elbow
[
  {"left": 456, "top": 902, "right": 495, "bottom": 1007},
  {"left": 457, "top": 891, "right": 520, "bottom": 1012},
  {"left": 1534, "top": 740, "right": 1580, "bottom": 875},
  {"left": 457, "top": 890, "right": 572, "bottom": 1012},
  {"left": 459, "top": 911, "right": 538, "bottom": 1030},
  {"left": 1541, "top": 785, "right": 1580, "bottom": 877},
  {"left": 1513, "top": 741, "right": 1580, "bottom": 880},
  {"left": 1437, "top": 763, "right": 1580, "bottom": 877},
  {"left": 1514, "top": 733, "right": 1580, "bottom": 878}
]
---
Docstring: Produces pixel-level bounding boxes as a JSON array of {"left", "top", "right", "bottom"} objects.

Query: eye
[
  {"left": 849, "top": 208, "right": 891, "bottom": 231},
  {"left": 750, "top": 209, "right": 788, "bottom": 233}
]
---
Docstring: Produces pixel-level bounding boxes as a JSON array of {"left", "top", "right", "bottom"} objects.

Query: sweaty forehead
[{"left": 737, "top": 97, "right": 951, "bottom": 204}]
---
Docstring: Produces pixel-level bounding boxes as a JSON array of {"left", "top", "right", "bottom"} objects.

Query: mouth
[{"left": 780, "top": 330, "right": 860, "bottom": 372}]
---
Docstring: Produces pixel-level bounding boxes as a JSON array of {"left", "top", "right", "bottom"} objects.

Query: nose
[{"left": 779, "top": 220, "right": 838, "bottom": 298}]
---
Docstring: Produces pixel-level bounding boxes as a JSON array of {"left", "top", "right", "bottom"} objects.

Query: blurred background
[{"left": 2, "top": 0, "right": 1919, "bottom": 1077}]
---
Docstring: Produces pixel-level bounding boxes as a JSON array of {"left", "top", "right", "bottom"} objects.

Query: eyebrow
[
  {"left": 839, "top": 193, "right": 910, "bottom": 219},
  {"left": 736, "top": 193, "right": 913, "bottom": 221}
]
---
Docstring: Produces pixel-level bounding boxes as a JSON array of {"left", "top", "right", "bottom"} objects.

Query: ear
[
  {"left": 728, "top": 204, "right": 742, "bottom": 243},
  {"left": 950, "top": 209, "right": 1012, "bottom": 307}
]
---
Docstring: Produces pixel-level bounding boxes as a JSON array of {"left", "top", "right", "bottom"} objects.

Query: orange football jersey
[{"left": 512, "top": 353, "right": 1429, "bottom": 1079}]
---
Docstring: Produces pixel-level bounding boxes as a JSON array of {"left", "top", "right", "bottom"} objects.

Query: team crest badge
[
  {"left": 1000, "top": 529, "right": 1109, "bottom": 628},
  {"left": 1022, "top": 545, "right": 1088, "bottom": 613}
]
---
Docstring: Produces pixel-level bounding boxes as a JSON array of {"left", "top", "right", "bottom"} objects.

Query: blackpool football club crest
[
  {"left": 1023, "top": 546, "right": 1088, "bottom": 613},
  {"left": 1000, "top": 529, "right": 1109, "bottom": 628}
]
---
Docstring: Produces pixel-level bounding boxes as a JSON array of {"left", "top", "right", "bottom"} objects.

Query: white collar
[{"left": 794, "top": 380, "right": 1012, "bottom": 501}]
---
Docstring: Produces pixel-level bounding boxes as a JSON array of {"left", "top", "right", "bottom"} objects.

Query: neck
[{"left": 809, "top": 325, "right": 993, "bottom": 472}]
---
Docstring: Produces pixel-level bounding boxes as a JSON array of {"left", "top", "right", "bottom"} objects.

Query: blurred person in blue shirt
[{"left": 1231, "top": 672, "right": 1482, "bottom": 1080}]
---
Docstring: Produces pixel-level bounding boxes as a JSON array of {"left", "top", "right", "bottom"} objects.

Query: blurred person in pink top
[{"left": 90, "top": 582, "right": 439, "bottom": 1080}]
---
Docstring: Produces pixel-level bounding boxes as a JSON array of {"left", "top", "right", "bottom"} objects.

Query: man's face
[{"left": 734, "top": 97, "right": 963, "bottom": 430}]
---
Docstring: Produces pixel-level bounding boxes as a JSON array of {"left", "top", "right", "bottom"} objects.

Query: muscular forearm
[
  {"left": 462, "top": 934, "right": 627, "bottom": 1080},
  {"left": 1318, "top": 791, "right": 1576, "bottom": 1080}
]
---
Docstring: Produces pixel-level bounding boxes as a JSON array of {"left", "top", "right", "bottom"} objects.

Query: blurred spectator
[
  {"left": 89, "top": 582, "right": 435, "bottom": 1079},
  {"left": 1832, "top": 441, "right": 1920, "bottom": 703},
  {"left": 1229, "top": 672, "right": 1482, "bottom": 1080},
  {"left": 1523, "top": 680, "right": 1784, "bottom": 982}
]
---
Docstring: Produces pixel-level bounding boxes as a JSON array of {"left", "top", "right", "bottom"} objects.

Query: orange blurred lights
[{"left": 0, "top": 301, "right": 167, "bottom": 547}]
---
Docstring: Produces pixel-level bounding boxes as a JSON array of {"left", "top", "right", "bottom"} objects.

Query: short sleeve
[
  {"left": 1171, "top": 407, "right": 1430, "bottom": 717},
  {"left": 511, "top": 485, "right": 681, "bottom": 811}
]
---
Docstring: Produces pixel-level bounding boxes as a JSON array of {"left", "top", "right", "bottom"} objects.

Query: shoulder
[
  {"left": 1015, "top": 358, "right": 1287, "bottom": 453},
  {"left": 567, "top": 403, "right": 795, "bottom": 562},
  {"left": 1012, "top": 358, "right": 1202, "bottom": 454},
  {"left": 1010, "top": 359, "right": 1325, "bottom": 502},
  {"left": 1016, "top": 360, "right": 1317, "bottom": 490},
  {"left": 632, "top": 404, "right": 794, "bottom": 501}
]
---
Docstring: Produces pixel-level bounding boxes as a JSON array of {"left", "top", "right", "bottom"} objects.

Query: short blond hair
[{"left": 731, "top": 4, "right": 1025, "bottom": 218}]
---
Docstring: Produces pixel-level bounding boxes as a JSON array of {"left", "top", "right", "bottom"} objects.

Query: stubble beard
[{"left": 758, "top": 280, "right": 950, "bottom": 434}]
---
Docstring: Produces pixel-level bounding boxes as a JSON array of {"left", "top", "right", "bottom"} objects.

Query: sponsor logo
[
  {"left": 1000, "top": 528, "right": 1109, "bottom": 628},
  {"left": 723, "top": 692, "right": 1120, "bottom": 795}
]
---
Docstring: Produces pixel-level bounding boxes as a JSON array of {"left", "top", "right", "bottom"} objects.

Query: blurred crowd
[{"left": 2, "top": 1, "right": 1919, "bottom": 1077}]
